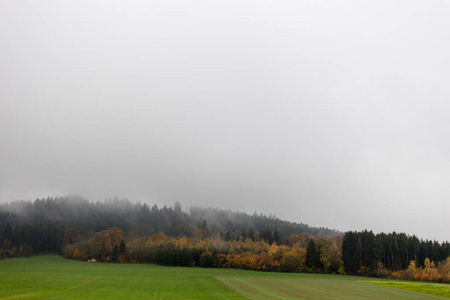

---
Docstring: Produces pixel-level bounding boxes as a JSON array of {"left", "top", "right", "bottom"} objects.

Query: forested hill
[
  {"left": 1, "top": 196, "right": 449, "bottom": 283},
  {"left": 0, "top": 195, "right": 340, "bottom": 250}
]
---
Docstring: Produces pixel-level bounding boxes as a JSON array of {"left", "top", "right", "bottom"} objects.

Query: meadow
[{"left": 0, "top": 256, "right": 448, "bottom": 299}]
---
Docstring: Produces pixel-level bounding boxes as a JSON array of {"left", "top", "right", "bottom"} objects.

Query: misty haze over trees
[
  {"left": 0, "top": 195, "right": 338, "bottom": 242},
  {"left": 0, "top": 195, "right": 338, "bottom": 254}
]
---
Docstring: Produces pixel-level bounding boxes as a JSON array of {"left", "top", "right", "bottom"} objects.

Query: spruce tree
[
  {"left": 111, "top": 243, "right": 119, "bottom": 263},
  {"left": 306, "top": 239, "right": 320, "bottom": 270}
]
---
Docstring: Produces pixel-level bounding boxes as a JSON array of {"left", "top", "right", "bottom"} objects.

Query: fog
[{"left": 1, "top": 1, "right": 449, "bottom": 242}]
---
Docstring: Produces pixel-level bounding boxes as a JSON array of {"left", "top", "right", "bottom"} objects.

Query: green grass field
[{"left": 0, "top": 256, "right": 448, "bottom": 299}]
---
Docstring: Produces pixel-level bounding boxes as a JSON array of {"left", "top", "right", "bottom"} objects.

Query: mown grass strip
[
  {"left": 215, "top": 277, "right": 446, "bottom": 300},
  {"left": 364, "top": 281, "right": 450, "bottom": 299}
]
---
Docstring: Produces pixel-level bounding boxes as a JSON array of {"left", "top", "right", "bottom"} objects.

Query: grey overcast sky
[{"left": 1, "top": 1, "right": 449, "bottom": 241}]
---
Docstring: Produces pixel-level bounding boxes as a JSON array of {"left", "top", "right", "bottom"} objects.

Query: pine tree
[
  {"left": 119, "top": 239, "right": 126, "bottom": 262},
  {"left": 306, "top": 239, "right": 320, "bottom": 270},
  {"left": 342, "top": 231, "right": 361, "bottom": 274},
  {"left": 111, "top": 243, "right": 119, "bottom": 263}
]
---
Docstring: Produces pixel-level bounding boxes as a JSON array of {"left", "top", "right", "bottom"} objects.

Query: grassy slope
[{"left": 0, "top": 256, "right": 447, "bottom": 299}]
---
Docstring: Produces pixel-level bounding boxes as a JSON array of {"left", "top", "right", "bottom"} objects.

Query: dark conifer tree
[
  {"left": 112, "top": 244, "right": 119, "bottom": 262},
  {"left": 360, "top": 230, "right": 377, "bottom": 271},
  {"left": 342, "top": 231, "right": 361, "bottom": 274},
  {"left": 305, "top": 239, "right": 320, "bottom": 270}
]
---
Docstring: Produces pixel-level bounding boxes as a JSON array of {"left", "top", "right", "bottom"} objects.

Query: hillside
[{"left": 0, "top": 195, "right": 340, "bottom": 253}]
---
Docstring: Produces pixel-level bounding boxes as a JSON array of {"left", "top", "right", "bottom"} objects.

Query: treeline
[
  {"left": 64, "top": 227, "right": 343, "bottom": 273},
  {"left": 342, "top": 230, "right": 450, "bottom": 282},
  {"left": 0, "top": 222, "right": 65, "bottom": 257},
  {"left": 63, "top": 227, "right": 450, "bottom": 283},
  {"left": 0, "top": 195, "right": 339, "bottom": 258}
]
